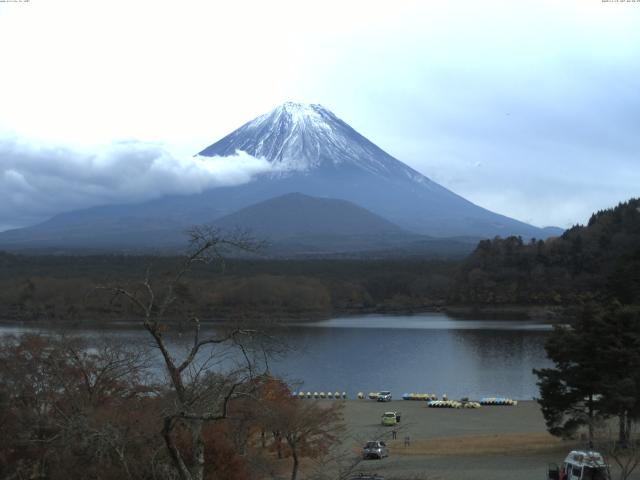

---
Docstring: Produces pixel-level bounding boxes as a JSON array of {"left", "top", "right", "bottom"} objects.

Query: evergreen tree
[
  {"left": 534, "top": 303, "right": 640, "bottom": 446},
  {"left": 595, "top": 305, "right": 640, "bottom": 446},
  {"left": 534, "top": 304, "right": 608, "bottom": 445}
]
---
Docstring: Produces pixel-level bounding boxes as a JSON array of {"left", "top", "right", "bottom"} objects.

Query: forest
[
  {"left": 0, "top": 255, "right": 456, "bottom": 324},
  {"left": 450, "top": 198, "right": 640, "bottom": 307},
  {"left": 1, "top": 198, "right": 638, "bottom": 325}
]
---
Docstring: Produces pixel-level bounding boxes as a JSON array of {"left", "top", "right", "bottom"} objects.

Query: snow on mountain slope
[
  {"left": 197, "top": 102, "right": 553, "bottom": 238},
  {"left": 198, "top": 102, "right": 433, "bottom": 186}
]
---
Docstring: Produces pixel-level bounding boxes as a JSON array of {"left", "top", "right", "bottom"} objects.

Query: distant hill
[
  {"left": 212, "top": 192, "right": 406, "bottom": 240},
  {"left": 210, "top": 193, "right": 479, "bottom": 258},
  {"left": 0, "top": 192, "right": 477, "bottom": 258},
  {"left": 450, "top": 198, "right": 640, "bottom": 305},
  {"left": 0, "top": 201, "right": 198, "bottom": 252}
]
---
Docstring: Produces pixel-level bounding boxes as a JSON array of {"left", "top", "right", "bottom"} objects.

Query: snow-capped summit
[{"left": 198, "top": 102, "right": 432, "bottom": 184}]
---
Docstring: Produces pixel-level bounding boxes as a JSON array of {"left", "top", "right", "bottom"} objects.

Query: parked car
[
  {"left": 547, "top": 450, "right": 610, "bottom": 480},
  {"left": 362, "top": 440, "right": 389, "bottom": 459},
  {"left": 377, "top": 391, "right": 392, "bottom": 402},
  {"left": 381, "top": 411, "right": 400, "bottom": 426}
]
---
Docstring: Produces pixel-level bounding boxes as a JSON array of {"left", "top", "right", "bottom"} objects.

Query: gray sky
[{"left": 0, "top": 0, "right": 639, "bottom": 230}]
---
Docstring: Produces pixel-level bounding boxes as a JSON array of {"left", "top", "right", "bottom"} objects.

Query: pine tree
[{"left": 534, "top": 303, "right": 640, "bottom": 446}]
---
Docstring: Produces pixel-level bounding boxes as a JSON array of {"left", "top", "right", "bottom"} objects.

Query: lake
[{"left": 0, "top": 313, "right": 554, "bottom": 400}]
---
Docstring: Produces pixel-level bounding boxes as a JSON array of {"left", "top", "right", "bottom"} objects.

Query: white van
[{"left": 548, "top": 450, "right": 610, "bottom": 480}]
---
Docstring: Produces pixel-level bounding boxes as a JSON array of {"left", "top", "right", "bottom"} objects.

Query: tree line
[
  {"left": 0, "top": 255, "right": 456, "bottom": 324},
  {"left": 3, "top": 199, "right": 639, "bottom": 325}
]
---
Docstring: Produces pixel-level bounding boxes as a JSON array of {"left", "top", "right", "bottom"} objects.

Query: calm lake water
[{"left": 0, "top": 313, "right": 553, "bottom": 400}]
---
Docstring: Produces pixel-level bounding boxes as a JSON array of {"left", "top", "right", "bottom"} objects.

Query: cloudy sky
[{"left": 0, "top": 0, "right": 638, "bottom": 231}]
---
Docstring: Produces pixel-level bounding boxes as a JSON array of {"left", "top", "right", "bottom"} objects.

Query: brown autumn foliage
[
  {"left": 170, "top": 421, "right": 253, "bottom": 480},
  {"left": 0, "top": 334, "right": 163, "bottom": 480},
  {"left": 203, "top": 423, "right": 253, "bottom": 480},
  {"left": 249, "top": 376, "right": 346, "bottom": 480},
  {"left": 0, "top": 335, "right": 347, "bottom": 480}
]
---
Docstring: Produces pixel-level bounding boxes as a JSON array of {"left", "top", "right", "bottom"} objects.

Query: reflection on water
[
  {"left": 296, "top": 313, "right": 553, "bottom": 331},
  {"left": 0, "top": 313, "right": 552, "bottom": 399}
]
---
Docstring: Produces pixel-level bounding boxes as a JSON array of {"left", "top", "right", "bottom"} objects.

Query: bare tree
[
  {"left": 269, "top": 400, "right": 345, "bottom": 480},
  {"left": 596, "top": 424, "right": 640, "bottom": 480},
  {"left": 306, "top": 420, "right": 427, "bottom": 480},
  {"left": 101, "top": 226, "right": 268, "bottom": 480}
]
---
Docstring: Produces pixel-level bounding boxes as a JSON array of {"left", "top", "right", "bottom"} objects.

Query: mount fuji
[
  {"left": 0, "top": 102, "right": 561, "bottom": 253},
  {"left": 196, "top": 102, "right": 557, "bottom": 238}
]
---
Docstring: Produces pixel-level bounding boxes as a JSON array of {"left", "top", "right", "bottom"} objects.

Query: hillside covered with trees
[{"left": 450, "top": 198, "right": 640, "bottom": 307}]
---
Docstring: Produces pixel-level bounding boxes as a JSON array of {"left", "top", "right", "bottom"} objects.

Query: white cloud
[{"left": 0, "top": 136, "right": 272, "bottom": 231}]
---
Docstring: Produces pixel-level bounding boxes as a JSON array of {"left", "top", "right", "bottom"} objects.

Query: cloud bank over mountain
[{"left": 0, "top": 137, "right": 271, "bottom": 230}]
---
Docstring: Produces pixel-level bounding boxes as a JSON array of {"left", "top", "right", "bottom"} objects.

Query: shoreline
[{"left": 0, "top": 304, "right": 563, "bottom": 330}]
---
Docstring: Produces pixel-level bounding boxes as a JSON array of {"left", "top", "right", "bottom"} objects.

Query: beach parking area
[{"left": 314, "top": 399, "right": 636, "bottom": 480}]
